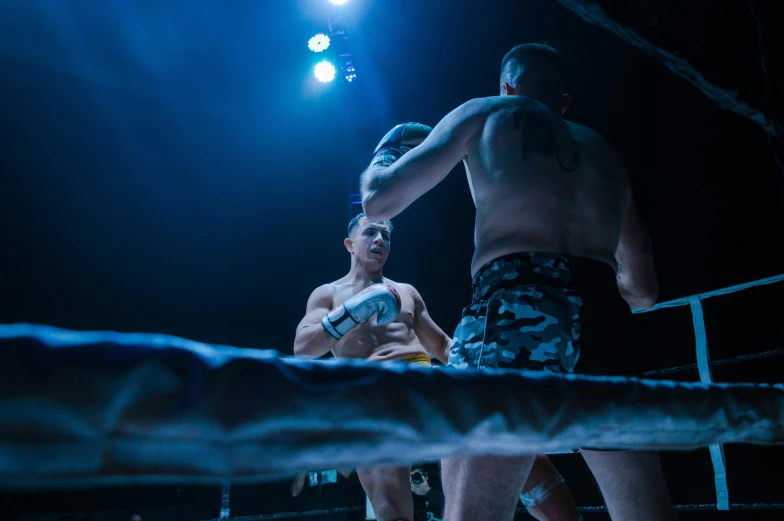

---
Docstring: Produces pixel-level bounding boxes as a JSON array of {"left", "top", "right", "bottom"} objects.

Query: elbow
[
  {"left": 635, "top": 294, "right": 658, "bottom": 310},
  {"left": 362, "top": 192, "right": 393, "bottom": 222},
  {"left": 640, "top": 278, "right": 659, "bottom": 308},
  {"left": 627, "top": 282, "right": 658, "bottom": 310}
]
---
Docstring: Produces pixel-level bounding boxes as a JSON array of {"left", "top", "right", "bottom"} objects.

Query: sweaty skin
[{"left": 361, "top": 96, "right": 657, "bottom": 309}]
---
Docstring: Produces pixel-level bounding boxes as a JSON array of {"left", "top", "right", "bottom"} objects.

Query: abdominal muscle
[{"left": 333, "top": 321, "right": 428, "bottom": 362}]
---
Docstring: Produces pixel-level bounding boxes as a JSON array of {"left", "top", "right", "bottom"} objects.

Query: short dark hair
[
  {"left": 347, "top": 212, "right": 393, "bottom": 237},
  {"left": 500, "top": 43, "right": 565, "bottom": 92}
]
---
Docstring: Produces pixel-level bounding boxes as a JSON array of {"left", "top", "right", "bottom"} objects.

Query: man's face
[{"left": 349, "top": 218, "right": 391, "bottom": 267}]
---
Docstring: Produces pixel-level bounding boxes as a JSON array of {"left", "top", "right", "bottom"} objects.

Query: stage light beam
[{"left": 329, "top": 0, "right": 349, "bottom": 5}]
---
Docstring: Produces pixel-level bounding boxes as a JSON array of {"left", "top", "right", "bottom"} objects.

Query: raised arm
[
  {"left": 361, "top": 98, "right": 488, "bottom": 221},
  {"left": 615, "top": 195, "right": 659, "bottom": 310},
  {"left": 409, "top": 285, "right": 452, "bottom": 364},
  {"left": 293, "top": 284, "right": 338, "bottom": 358}
]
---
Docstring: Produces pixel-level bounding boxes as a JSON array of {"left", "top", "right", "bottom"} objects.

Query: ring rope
[
  {"left": 207, "top": 275, "right": 784, "bottom": 520},
  {"left": 643, "top": 347, "right": 784, "bottom": 377},
  {"left": 572, "top": 502, "right": 784, "bottom": 513},
  {"left": 689, "top": 295, "right": 729, "bottom": 510},
  {"left": 632, "top": 273, "right": 783, "bottom": 510},
  {"left": 198, "top": 501, "right": 784, "bottom": 521},
  {"left": 632, "top": 273, "right": 784, "bottom": 314},
  {"left": 202, "top": 506, "right": 366, "bottom": 521}
]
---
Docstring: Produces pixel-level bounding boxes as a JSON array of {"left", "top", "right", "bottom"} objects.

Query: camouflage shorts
[{"left": 449, "top": 252, "right": 625, "bottom": 374}]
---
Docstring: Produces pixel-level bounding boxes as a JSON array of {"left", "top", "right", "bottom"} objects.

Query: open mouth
[{"left": 370, "top": 249, "right": 383, "bottom": 255}]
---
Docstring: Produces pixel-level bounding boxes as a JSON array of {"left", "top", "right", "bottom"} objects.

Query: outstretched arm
[
  {"left": 409, "top": 285, "right": 452, "bottom": 364},
  {"left": 361, "top": 98, "right": 488, "bottom": 221}
]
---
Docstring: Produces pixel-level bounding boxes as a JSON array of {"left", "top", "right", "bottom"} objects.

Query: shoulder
[
  {"left": 565, "top": 121, "right": 606, "bottom": 142},
  {"left": 449, "top": 97, "right": 502, "bottom": 121},
  {"left": 565, "top": 121, "right": 616, "bottom": 154},
  {"left": 566, "top": 121, "right": 625, "bottom": 168},
  {"left": 308, "top": 283, "right": 336, "bottom": 304}
]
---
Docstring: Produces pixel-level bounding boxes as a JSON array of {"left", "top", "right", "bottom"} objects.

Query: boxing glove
[
  {"left": 369, "top": 122, "right": 433, "bottom": 168},
  {"left": 321, "top": 284, "right": 402, "bottom": 340}
]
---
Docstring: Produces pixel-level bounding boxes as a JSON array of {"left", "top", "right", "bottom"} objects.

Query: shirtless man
[
  {"left": 361, "top": 43, "right": 675, "bottom": 521},
  {"left": 293, "top": 205, "right": 452, "bottom": 521}
]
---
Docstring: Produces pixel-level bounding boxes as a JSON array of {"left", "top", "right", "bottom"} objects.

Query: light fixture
[
  {"left": 314, "top": 61, "right": 337, "bottom": 83},
  {"left": 308, "top": 34, "right": 330, "bottom": 53}
]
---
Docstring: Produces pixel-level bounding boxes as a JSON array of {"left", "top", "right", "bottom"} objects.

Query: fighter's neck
[{"left": 347, "top": 263, "right": 384, "bottom": 285}]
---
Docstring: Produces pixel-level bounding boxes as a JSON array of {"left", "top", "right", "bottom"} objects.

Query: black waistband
[{"left": 472, "top": 252, "right": 616, "bottom": 300}]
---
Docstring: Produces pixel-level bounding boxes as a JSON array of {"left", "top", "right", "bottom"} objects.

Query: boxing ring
[
  {"left": 631, "top": 273, "right": 784, "bottom": 512},
  {"left": 1, "top": 274, "right": 783, "bottom": 520}
]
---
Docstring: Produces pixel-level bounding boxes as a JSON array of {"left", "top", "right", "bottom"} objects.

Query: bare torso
[
  {"left": 464, "top": 96, "right": 631, "bottom": 277},
  {"left": 329, "top": 277, "right": 428, "bottom": 362}
]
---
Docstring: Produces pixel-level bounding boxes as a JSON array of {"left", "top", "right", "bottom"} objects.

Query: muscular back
[{"left": 464, "top": 96, "right": 631, "bottom": 276}]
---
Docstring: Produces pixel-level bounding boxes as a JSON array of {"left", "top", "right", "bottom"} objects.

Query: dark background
[{"left": 1, "top": 0, "right": 782, "bottom": 519}]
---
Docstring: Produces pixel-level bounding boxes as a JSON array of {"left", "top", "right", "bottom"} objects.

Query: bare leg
[
  {"left": 522, "top": 454, "right": 581, "bottom": 521},
  {"left": 441, "top": 453, "right": 536, "bottom": 521},
  {"left": 357, "top": 466, "right": 414, "bottom": 521},
  {"left": 581, "top": 450, "right": 677, "bottom": 521}
]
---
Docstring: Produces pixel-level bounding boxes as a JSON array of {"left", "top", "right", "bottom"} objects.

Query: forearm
[
  {"left": 435, "top": 338, "right": 451, "bottom": 364},
  {"left": 420, "top": 336, "right": 451, "bottom": 365},
  {"left": 293, "top": 324, "right": 338, "bottom": 358}
]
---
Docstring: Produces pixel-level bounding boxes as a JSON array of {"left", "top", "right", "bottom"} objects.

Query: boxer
[{"left": 361, "top": 43, "right": 675, "bottom": 521}]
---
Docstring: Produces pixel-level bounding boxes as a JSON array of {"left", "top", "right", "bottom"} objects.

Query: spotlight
[
  {"left": 329, "top": 0, "right": 349, "bottom": 5},
  {"left": 345, "top": 64, "right": 357, "bottom": 82},
  {"left": 314, "top": 61, "right": 336, "bottom": 83},
  {"left": 308, "top": 34, "right": 330, "bottom": 53}
]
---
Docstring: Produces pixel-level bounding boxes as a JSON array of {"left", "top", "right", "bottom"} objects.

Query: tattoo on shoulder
[{"left": 512, "top": 110, "right": 580, "bottom": 171}]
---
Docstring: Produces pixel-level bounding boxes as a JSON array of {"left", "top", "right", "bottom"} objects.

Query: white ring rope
[{"left": 0, "top": 322, "right": 783, "bottom": 488}]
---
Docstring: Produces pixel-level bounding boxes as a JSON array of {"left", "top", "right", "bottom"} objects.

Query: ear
[
  {"left": 501, "top": 82, "right": 515, "bottom": 96},
  {"left": 344, "top": 237, "right": 353, "bottom": 254},
  {"left": 560, "top": 94, "right": 572, "bottom": 115}
]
